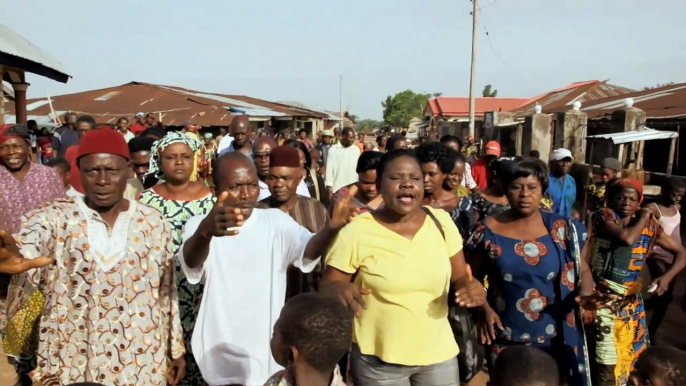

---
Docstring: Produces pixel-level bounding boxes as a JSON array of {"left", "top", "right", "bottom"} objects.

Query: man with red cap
[
  {"left": 471, "top": 140, "right": 501, "bottom": 190},
  {"left": 256, "top": 145, "right": 329, "bottom": 299},
  {"left": 0, "top": 123, "right": 65, "bottom": 385},
  {"left": 178, "top": 151, "right": 356, "bottom": 386},
  {"left": 0, "top": 128, "right": 185, "bottom": 386}
]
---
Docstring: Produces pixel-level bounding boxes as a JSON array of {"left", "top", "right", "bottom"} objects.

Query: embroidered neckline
[{"left": 76, "top": 198, "right": 136, "bottom": 271}]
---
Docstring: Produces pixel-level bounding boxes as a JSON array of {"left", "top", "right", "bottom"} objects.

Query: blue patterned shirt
[{"left": 547, "top": 173, "right": 576, "bottom": 217}]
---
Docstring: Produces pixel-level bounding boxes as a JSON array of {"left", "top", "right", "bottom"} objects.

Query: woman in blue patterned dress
[
  {"left": 139, "top": 131, "right": 215, "bottom": 385},
  {"left": 466, "top": 159, "right": 602, "bottom": 386}
]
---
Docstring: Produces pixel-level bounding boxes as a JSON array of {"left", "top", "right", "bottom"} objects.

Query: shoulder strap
[{"left": 422, "top": 207, "right": 445, "bottom": 240}]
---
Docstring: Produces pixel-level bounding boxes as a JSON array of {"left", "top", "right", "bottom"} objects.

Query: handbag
[{"left": 422, "top": 207, "right": 484, "bottom": 383}]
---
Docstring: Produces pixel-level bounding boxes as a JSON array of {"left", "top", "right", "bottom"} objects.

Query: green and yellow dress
[{"left": 139, "top": 189, "right": 215, "bottom": 386}]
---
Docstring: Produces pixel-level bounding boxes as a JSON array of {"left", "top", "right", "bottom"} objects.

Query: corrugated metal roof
[
  {"left": 0, "top": 25, "right": 70, "bottom": 83},
  {"left": 578, "top": 83, "right": 686, "bottom": 120},
  {"left": 3, "top": 81, "right": 328, "bottom": 126},
  {"left": 510, "top": 80, "right": 635, "bottom": 118},
  {"left": 426, "top": 97, "right": 528, "bottom": 117},
  {"left": 586, "top": 128, "right": 678, "bottom": 144}
]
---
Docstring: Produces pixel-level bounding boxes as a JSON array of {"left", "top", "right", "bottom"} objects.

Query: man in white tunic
[
  {"left": 0, "top": 128, "right": 185, "bottom": 386},
  {"left": 180, "top": 152, "right": 354, "bottom": 386}
]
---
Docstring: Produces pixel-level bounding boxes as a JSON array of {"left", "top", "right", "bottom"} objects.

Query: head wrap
[
  {"left": 77, "top": 128, "right": 130, "bottom": 161},
  {"left": 147, "top": 131, "right": 202, "bottom": 178},
  {"left": 607, "top": 177, "right": 643, "bottom": 204},
  {"left": 204, "top": 132, "right": 213, "bottom": 139},
  {"left": 0, "top": 124, "right": 30, "bottom": 144},
  {"left": 601, "top": 157, "right": 622, "bottom": 172},
  {"left": 269, "top": 145, "right": 300, "bottom": 168}
]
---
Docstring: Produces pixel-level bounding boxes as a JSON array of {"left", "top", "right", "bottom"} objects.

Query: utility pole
[
  {"left": 468, "top": 0, "right": 478, "bottom": 137},
  {"left": 339, "top": 74, "right": 343, "bottom": 130}
]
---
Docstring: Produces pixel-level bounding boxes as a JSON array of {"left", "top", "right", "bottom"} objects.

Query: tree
[
  {"left": 357, "top": 119, "right": 383, "bottom": 132},
  {"left": 381, "top": 90, "right": 434, "bottom": 128},
  {"left": 482, "top": 84, "right": 498, "bottom": 97},
  {"left": 348, "top": 114, "right": 359, "bottom": 123},
  {"left": 642, "top": 81, "right": 675, "bottom": 91}
]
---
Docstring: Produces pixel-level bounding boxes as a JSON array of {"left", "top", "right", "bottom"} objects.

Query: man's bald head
[
  {"left": 253, "top": 136, "right": 277, "bottom": 151},
  {"left": 213, "top": 152, "right": 260, "bottom": 218},
  {"left": 230, "top": 115, "right": 252, "bottom": 149}
]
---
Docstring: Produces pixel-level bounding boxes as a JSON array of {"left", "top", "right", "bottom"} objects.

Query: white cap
[
  {"left": 551, "top": 148, "right": 573, "bottom": 161},
  {"left": 134, "top": 112, "right": 145, "bottom": 118}
]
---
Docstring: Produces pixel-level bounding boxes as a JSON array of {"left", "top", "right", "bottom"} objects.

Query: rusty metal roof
[
  {"left": 0, "top": 25, "right": 70, "bottom": 83},
  {"left": 510, "top": 80, "right": 635, "bottom": 119},
  {"left": 3, "top": 81, "right": 328, "bottom": 126},
  {"left": 577, "top": 83, "right": 686, "bottom": 120}
]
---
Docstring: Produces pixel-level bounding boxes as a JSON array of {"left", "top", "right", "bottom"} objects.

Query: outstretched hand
[
  {"left": 201, "top": 191, "right": 245, "bottom": 238},
  {"left": 454, "top": 265, "right": 486, "bottom": 308},
  {"left": 330, "top": 185, "right": 360, "bottom": 229},
  {"left": 0, "top": 230, "right": 54, "bottom": 275}
]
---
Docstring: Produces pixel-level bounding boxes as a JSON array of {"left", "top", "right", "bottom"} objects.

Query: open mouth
[
  {"left": 5, "top": 158, "right": 22, "bottom": 166},
  {"left": 397, "top": 192, "right": 415, "bottom": 204}
]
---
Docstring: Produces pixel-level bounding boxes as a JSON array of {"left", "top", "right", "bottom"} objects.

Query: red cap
[
  {"left": 485, "top": 141, "right": 501, "bottom": 157},
  {"left": 269, "top": 145, "right": 301, "bottom": 168},
  {"left": 77, "top": 128, "right": 130, "bottom": 161}
]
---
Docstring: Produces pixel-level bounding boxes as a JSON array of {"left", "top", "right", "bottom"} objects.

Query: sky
[{"left": 2, "top": 0, "right": 684, "bottom": 120}]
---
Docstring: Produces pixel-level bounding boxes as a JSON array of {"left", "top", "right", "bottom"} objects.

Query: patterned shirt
[
  {"left": 263, "top": 366, "right": 346, "bottom": 386},
  {"left": 547, "top": 173, "right": 576, "bottom": 217},
  {"left": 0, "top": 163, "right": 65, "bottom": 233},
  {"left": 7, "top": 198, "right": 184, "bottom": 386}
]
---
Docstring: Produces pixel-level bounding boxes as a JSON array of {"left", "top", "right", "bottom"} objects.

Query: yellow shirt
[{"left": 325, "top": 207, "right": 461, "bottom": 366}]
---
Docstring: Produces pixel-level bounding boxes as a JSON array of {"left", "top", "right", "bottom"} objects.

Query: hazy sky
[{"left": 2, "top": 0, "right": 684, "bottom": 119}]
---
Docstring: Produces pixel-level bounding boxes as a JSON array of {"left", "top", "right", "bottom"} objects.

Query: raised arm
[
  {"left": 596, "top": 208, "right": 651, "bottom": 246},
  {"left": 182, "top": 192, "right": 243, "bottom": 269}
]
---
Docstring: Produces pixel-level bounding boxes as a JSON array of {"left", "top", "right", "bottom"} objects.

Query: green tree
[
  {"left": 348, "top": 114, "right": 359, "bottom": 123},
  {"left": 642, "top": 81, "right": 675, "bottom": 91},
  {"left": 482, "top": 84, "right": 498, "bottom": 97},
  {"left": 381, "top": 90, "right": 434, "bottom": 128},
  {"left": 357, "top": 119, "right": 383, "bottom": 132}
]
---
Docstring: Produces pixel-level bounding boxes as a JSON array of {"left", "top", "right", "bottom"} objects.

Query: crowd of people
[{"left": 0, "top": 112, "right": 685, "bottom": 386}]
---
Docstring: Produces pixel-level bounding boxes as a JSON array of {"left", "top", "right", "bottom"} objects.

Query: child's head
[
  {"left": 270, "top": 293, "right": 352, "bottom": 374},
  {"left": 629, "top": 346, "right": 686, "bottom": 386},
  {"left": 490, "top": 346, "right": 558, "bottom": 386},
  {"left": 660, "top": 177, "right": 686, "bottom": 206},
  {"left": 601, "top": 157, "right": 622, "bottom": 183},
  {"left": 46, "top": 158, "right": 71, "bottom": 188}
]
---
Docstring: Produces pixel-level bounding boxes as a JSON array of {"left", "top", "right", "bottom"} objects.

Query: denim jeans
[{"left": 350, "top": 344, "right": 459, "bottom": 386}]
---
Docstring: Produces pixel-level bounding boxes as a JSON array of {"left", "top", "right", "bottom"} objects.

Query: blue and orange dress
[
  {"left": 466, "top": 211, "right": 592, "bottom": 386},
  {"left": 588, "top": 208, "right": 662, "bottom": 386}
]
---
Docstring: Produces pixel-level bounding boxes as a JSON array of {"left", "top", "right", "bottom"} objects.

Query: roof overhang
[
  {"left": 586, "top": 128, "right": 678, "bottom": 144},
  {"left": 0, "top": 25, "right": 70, "bottom": 83}
]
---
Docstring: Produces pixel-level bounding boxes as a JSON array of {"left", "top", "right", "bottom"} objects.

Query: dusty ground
[{"left": 0, "top": 274, "right": 684, "bottom": 386}]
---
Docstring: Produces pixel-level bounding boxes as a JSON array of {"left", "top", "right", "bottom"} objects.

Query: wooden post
[
  {"left": 667, "top": 137, "right": 677, "bottom": 176},
  {"left": 617, "top": 143, "right": 625, "bottom": 168}
]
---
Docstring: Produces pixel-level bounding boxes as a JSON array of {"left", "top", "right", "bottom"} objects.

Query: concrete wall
[{"left": 524, "top": 113, "right": 552, "bottom": 163}]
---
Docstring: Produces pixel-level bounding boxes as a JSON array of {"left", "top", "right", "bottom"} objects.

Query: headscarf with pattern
[
  {"left": 147, "top": 131, "right": 202, "bottom": 178},
  {"left": 0, "top": 124, "right": 30, "bottom": 144}
]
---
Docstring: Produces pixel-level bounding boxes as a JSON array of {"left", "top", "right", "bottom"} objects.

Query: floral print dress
[
  {"left": 466, "top": 210, "right": 592, "bottom": 386},
  {"left": 139, "top": 189, "right": 215, "bottom": 386}
]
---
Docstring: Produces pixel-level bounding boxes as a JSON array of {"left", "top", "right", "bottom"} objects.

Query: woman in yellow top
[{"left": 321, "top": 149, "right": 486, "bottom": 386}]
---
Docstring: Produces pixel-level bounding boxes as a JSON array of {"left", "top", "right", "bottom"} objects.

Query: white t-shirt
[
  {"left": 258, "top": 179, "right": 311, "bottom": 201},
  {"left": 325, "top": 142, "right": 360, "bottom": 192},
  {"left": 179, "top": 208, "right": 318, "bottom": 386},
  {"left": 217, "top": 135, "right": 234, "bottom": 156}
]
